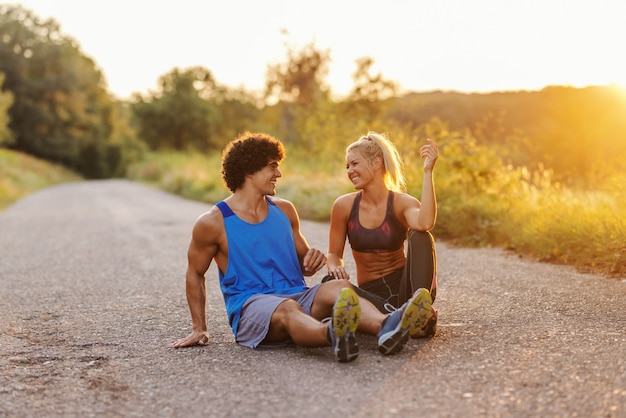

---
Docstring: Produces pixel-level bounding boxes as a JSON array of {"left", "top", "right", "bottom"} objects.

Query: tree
[
  {"left": 0, "top": 5, "right": 138, "bottom": 178},
  {"left": 263, "top": 41, "right": 332, "bottom": 145},
  {"left": 0, "top": 72, "right": 13, "bottom": 146},
  {"left": 341, "top": 57, "right": 398, "bottom": 122},
  {"left": 131, "top": 67, "right": 221, "bottom": 151},
  {"left": 348, "top": 57, "right": 398, "bottom": 101},
  {"left": 265, "top": 41, "right": 331, "bottom": 107},
  {"left": 210, "top": 86, "right": 262, "bottom": 147}
]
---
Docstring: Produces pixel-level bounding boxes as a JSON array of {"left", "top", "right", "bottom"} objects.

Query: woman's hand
[
  {"left": 328, "top": 266, "right": 350, "bottom": 280},
  {"left": 420, "top": 139, "right": 439, "bottom": 173}
]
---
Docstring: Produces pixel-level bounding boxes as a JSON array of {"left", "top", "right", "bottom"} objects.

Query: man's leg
[
  {"left": 320, "top": 283, "right": 398, "bottom": 362},
  {"left": 265, "top": 298, "right": 328, "bottom": 347},
  {"left": 263, "top": 280, "right": 384, "bottom": 347},
  {"left": 317, "top": 282, "right": 434, "bottom": 354},
  {"left": 265, "top": 283, "right": 363, "bottom": 362},
  {"left": 327, "top": 287, "right": 361, "bottom": 362},
  {"left": 310, "top": 280, "right": 386, "bottom": 335},
  {"left": 268, "top": 281, "right": 424, "bottom": 358}
]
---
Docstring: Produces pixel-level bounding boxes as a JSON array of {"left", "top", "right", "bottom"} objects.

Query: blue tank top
[
  {"left": 216, "top": 197, "right": 307, "bottom": 335},
  {"left": 347, "top": 191, "right": 408, "bottom": 253}
]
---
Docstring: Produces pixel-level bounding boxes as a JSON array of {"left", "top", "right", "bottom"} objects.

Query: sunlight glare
[{"left": 612, "top": 83, "right": 626, "bottom": 97}]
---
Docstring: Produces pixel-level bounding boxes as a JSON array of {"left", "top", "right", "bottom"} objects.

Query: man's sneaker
[
  {"left": 328, "top": 287, "right": 361, "bottom": 362},
  {"left": 410, "top": 308, "right": 437, "bottom": 338},
  {"left": 377, "top": 288, "right": 433, "bottom": 355}
]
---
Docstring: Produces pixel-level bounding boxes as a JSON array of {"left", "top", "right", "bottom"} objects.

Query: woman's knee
[{"left": 409, "top": 230, "right": 435, "bottom": 247}]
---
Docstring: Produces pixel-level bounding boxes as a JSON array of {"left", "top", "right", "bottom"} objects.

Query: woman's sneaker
[
  {"left": 327, "top": 287, "right": 361, "bottom": 362},
  {"left": 377, "top": 288, "right": 433, "bottom": 355},
  {"left": 410, "top": 308, "right": 437, "bottom": 338}
]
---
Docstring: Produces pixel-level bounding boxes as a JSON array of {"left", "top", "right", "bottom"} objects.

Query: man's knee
[
  {"left": 322, "top": 279, "right": 354, "bottom": 294},
  {"left": 315, "top": 280, "right": 354, "bottom": 307},
  {"left": 275, "top": 299, "right": 303, "bottom": 317},
  {"left": 268, "top": 299, "right": 303, "bottom": 341}
]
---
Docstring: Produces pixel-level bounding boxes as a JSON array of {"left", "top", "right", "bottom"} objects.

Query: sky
[{"left": 13, "top": 0, "right": 626, "bottom": 100}]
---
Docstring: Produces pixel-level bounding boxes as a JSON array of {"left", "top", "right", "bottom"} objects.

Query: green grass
[
  {"left": 503, "top": 182, "right": 626, "bottom": 277},
  {"left": 0, "top": 149, "right": 83, "bottom": 210}
]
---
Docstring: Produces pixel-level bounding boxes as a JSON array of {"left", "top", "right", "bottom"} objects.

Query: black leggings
[{"left": 325, "top": 230, "right": 437, "bottom": 313}]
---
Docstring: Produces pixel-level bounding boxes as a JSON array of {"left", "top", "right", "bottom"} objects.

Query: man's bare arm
[{"left": 173, "top": 209, "right": 222, "bottom": 348}]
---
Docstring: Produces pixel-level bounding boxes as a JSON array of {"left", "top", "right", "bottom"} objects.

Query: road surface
[{"left": 1, "top": 180, "right": 624, "bottom": 417}]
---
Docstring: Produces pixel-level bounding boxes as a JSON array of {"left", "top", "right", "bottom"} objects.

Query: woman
[{"left": 325, "top": 131, "right": 439, "bottom": 338}]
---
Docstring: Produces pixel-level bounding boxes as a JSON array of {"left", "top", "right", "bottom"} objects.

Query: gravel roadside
[{"left": 1, "top": 179, "right": 624, "bottom": 418}]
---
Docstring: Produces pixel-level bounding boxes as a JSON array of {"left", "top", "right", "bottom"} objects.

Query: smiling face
[
  {"left": 250, "top": 159, "right": 282, "bottom": 195},
  {"left": 346, "top": 149, "right": 375, "bottom": 189}
]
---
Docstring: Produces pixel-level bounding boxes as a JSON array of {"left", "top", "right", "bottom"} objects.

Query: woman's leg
[
  {"left": 358, "top": 272, "right": 402, "bottom": 312},
  {"left": 398, "top": 230, "right": 438, "bottom": 338},
  {"left": 399, "top": 230, "right": 437, "bottom": 305},
  {"left": 322, "top": 275, "right": 397, "bottom": 313}
]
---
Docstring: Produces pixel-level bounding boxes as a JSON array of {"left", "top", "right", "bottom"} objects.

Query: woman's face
[{"left": 345, "top": 149, "right": 373, "bottom": 189}]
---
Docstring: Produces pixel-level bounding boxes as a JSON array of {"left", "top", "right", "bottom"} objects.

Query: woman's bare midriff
[{"left": 352, "top": 248, "right": 406, "bottom": 286}]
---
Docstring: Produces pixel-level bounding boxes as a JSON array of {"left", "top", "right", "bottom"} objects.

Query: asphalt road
[{"left": 1, "top": 180, "right": 624, "bottom": 418}]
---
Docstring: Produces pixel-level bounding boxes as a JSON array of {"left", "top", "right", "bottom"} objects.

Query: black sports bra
[{"left": 347, "top": 191, "right": 407, "bottom": 253}]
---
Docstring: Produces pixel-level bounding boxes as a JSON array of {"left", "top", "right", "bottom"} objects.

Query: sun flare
[{"left": 612, "top": 83, "right": 626, "bottom": 97}]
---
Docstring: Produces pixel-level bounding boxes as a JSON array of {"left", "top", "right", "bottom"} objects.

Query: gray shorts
[{"left": 236, "top": 285, "right": 321, "bottom": 349}]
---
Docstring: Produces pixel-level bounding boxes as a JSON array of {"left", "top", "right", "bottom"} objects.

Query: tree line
[{"left": 1, "top": 4, "right": 624, "bottom": 186}]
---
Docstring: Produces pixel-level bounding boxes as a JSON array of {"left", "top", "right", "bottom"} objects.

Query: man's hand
[
  {"left": 173, "top": 330, "right": 210, "bottom": 348},
  {"left": 302, "top": 248, "right": 327, "bottom": 275}
]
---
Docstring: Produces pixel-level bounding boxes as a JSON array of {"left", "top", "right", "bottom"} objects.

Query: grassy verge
[{"left": 0, "top": 149, "right": 83, "bottom": 210}]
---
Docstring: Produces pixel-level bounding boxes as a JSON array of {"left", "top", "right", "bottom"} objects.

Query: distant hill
[{"left": 385, "top": 85, "right": 626, "bottom": 183}]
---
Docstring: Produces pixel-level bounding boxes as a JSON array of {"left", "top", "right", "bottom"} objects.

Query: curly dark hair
[{"left": 221, "top": 131, "right": 286, "bottom": 192}]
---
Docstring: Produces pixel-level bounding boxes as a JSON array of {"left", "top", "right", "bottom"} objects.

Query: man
[{"left": 173, "top": 131, "right": 433, "bottom": 362}]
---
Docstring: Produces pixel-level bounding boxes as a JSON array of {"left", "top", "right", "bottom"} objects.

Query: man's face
[{"left": 251, "top": 159, "right": 282, "bottom": 195}]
